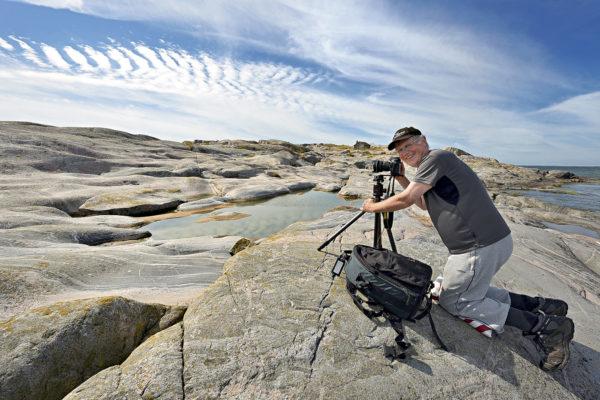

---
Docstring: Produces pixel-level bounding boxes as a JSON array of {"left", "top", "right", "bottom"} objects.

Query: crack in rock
[
  {"left": 306, "top": 275, "right": 337, "bottom": 386},
  {"left": 181, "top": 320, "right": 186, "bottom": 400}
]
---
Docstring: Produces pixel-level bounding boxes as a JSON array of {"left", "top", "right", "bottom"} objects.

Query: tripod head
[{"left": 372, "top": 174, "right": 386, "bottom": 200}]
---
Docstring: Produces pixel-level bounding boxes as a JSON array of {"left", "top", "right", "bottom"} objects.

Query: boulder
[
  {"left": 78, "top": 178, "right": 214, "bottom": 216},
  {"left": 301, "top": 151, "right": 323, "bottom": 165},
  {"left": 354, "top": 160, "right": 370, "bottom": 169},
  {"left": 353, "top": 140, "right": 371, "bottom": 150},
  {"left": 443, "top": 146, "right": 472, "bottom": 156},
  {"left": 64, "top": 323, "right": 185, "bottom": 400},
  {"left": 0, "top": 296, "right": 186, "bottom": 400},
  {"left": 546, "top": 170, "right": 577, "bottom": 179}
]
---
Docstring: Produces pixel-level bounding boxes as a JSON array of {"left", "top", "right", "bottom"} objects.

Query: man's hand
[
  {"left": 361, "top": 198, "right": 376, "bottom": 212},
  {"left": 361, "top": 181, "right": 432, "bottom": 213},
  {"left": 396, "top": 160, "right": 405, "bottom": 177}
]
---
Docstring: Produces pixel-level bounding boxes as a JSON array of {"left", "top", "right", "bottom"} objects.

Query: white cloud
[
  {"left": 135, "top": 45, "right": 167, "bottom": 71},
  {"left": 118, "top": 46, "right": 150, "bottom": 74},
  {"left": 0, "top": 37, "right": 15, "bottom": 51},
  {"left": 15, "top": 1, "right": 559, "bottom": 103},
  {"left": 19, "top": 0, "right": 84, "bottom": 11},
  {"left": 106, "top": 47, "right": 133, "bottom": 72},
  {"left": 537, "top": 91, "right": 600, "bottom": 128},
  {"left": 40, "top": 44, "right": 70, "bottom": 69},
  {"left": 9, "top": 36, "right": 48, "bottom": 67},
  {"left": 2, "top": 2, "right": 599, "bottom": 164},
  {"left": 63, "top": 46, "right": 93, "bottom": 71},
  {"left": 82, "top": 45, "right": 111, "bottom": 70}
]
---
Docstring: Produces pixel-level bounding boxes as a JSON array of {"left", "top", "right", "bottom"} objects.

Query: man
[{"left": 361, "top": 127, "right": 574, "bottom": 371}]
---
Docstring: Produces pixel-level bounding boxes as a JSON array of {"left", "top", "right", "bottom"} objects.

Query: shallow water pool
[{"left": 146, "top": 190, "right": 363, "bottom": 240}]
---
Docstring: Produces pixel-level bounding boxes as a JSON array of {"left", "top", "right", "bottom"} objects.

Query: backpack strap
[
  {"left": 346, "top": 281, "right": 383, "bottom": 319},
  {"left": 383, "top": 316, "right": 411, "bottom": 360},
  {"left": 411, "top": 294, "right": 433, "bottom": 321},
  {"left": 427, "top": 312, "right": 449, "bottom": 351},
  {"left": 419, "top": 282, "right": 449, "bottom": 351}
]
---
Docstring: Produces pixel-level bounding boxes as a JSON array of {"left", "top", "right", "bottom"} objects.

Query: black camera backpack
[{"left": 337, "top": 244, "right": 447, "bottom": 359}]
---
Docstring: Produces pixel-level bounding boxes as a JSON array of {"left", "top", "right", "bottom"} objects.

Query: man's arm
[
  {"left": 394, "top": 175, "right": 427, "bottom": 210},
  {"left": 361, "top": 181, "right": 431, "bottom": 213}
]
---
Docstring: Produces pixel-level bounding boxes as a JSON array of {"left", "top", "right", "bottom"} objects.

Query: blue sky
[{"left": 0, "top": 0, "right": 599, "bottom": 165}]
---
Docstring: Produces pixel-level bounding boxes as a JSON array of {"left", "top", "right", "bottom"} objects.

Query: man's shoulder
[
  {"left": 428, "top": 149, "right": 457, "bottom": 159},
  {"left": 420, "top": 149, "right": 457, "bottom": 165}
]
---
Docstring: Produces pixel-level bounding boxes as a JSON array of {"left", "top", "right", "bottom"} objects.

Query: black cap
[{"left": 387, "top": 127, "right": 421, "bottom": 150}]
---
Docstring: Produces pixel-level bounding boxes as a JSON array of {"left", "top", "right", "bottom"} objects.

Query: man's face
[{"left": 394, "top": 136, "right": 428, "bottom": 167}]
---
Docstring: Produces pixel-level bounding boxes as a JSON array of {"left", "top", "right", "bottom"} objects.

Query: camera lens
[{"left": 372, "top": 160, "right": 391, "bottom": 173}]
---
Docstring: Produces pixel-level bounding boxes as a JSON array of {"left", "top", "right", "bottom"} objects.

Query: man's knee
[{"left": 438, "top": 291, "right": 462, "bottom": 316}]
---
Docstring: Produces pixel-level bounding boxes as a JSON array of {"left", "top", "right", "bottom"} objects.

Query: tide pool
[{"left": 146, "top": 191, "right": 363, "bottom": 240}]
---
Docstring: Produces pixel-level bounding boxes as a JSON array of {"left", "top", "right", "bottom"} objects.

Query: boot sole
[{"left": 540, "top": 318, "right": 575, "bottom": 372}]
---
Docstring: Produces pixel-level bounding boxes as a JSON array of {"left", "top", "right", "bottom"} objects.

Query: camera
[{"left": 372, "top": 157, "right": 403, "bottom": 176}]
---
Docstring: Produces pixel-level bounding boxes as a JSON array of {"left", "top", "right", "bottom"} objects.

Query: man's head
[{"left": 387, "top": 127, "right": 429, "bottom": 167}]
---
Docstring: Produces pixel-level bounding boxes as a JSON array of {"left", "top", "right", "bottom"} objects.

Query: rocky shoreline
[{"left": 1, "top": 121, "right": 599, "bottom": 399}]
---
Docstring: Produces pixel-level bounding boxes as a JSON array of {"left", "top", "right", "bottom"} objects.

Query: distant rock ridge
[
  {"left": 0, "top": 121, "right": 598, "bottom": 399},
  {"left": 443, "top": 146, "right": 472, "bottom": 156}
]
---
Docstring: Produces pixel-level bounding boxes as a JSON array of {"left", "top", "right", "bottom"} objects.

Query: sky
[{"left": 0, "top": 0, "right": 599, "bottom": 165}]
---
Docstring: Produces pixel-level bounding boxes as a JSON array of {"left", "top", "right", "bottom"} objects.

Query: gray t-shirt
[{"left": 413, "top": 149, "right": 510, "bottom": 254}]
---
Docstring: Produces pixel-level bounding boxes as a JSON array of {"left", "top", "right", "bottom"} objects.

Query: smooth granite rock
[
  {"left": 0, "top": 296, "right": 185, "bottom": 400},
  {"left": 64, "top": 323, "right": 185, "bottom": 400},
  {"left": 177, "top": 210, "right": 599, "bottom": 399},
  {"left": 2, "top": 121, "right": 599, "bottom": 400}
]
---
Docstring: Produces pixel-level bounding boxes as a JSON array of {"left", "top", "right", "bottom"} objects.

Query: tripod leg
[
  {"left": 317, "top": 211, "right": 365, "bottom": 251},
  {"left": 385, "top": 227, "right": 397, "bottom": 253},
  {"left": 374, "top": 212, "right": 382, "bottom": 249}
]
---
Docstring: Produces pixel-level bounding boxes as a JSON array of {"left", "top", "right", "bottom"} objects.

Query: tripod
[
  {"left": 316, "top": 175, "right": 449, "bottom": 357},
  {"left": 318, "top": 173, "right": 398, "bottom": 254}
]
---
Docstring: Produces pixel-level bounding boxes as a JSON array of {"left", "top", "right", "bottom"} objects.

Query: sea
[
  {"left": 519, "top": 166, "right": 600, "bottom": 212},
  {"left": 519, "top": 165, "right": 600, "bottom": 238}
]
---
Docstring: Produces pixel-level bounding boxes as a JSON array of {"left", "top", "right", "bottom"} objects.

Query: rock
[
  {"left": 338, "top": 171, "right": 373, "bottom": 199},
  {"left": 171, "top": 163, "right": 204, "bottom": 177},
  {"left": 0, "top": 224, "right": 150, "bottom": 247},
  {"left": 78, "top": 177, "right": 214, "bottom": 216},
  {"left": 2, "top": 122, "right": 599, "bottom": 399},
  {"left": 0, "top": 234, "right": 238, "bottom": 319},
  {"left": 354, "top": 160, "right": 370, "bottom": 169},
  {"left": 546, "top": 170, "right": 577, "bottom": 179},
  {"left": 353, "top": 141, "right": 371, "bottom": 150},
  {"left": 246, "top": 150, "right": 307, "bottom": 167},
  {"left": 217, "top": 166, "right": 261, "bottom": 178},
  {"left": 315, "top": 182, "right": 344, "bottom": 192},
  {"left": 64, "top": 323, "right": 185, "bottom": 400},
  {"left": 178, "top": 210, "right": 599, "bottom": 399},
  {"left": 443, "top": 146, "right": 472, "bottom": 156},
  {"left": 177, "top": 197, "right": 227, "bottom": 212},
  {"left": 212, "top": 177, "right": 307, "bottom": 201},
  {"left": 196, "top": 212, "right": 250, "bottom": 223},
  {"left": 146, "top": 236, "right": 250, "bottom": 257},
  {"left": 229, "top": 237, "right": 254, "bottom": 255},
  {"left": 0, "top": 296, "right": 185, "bottom": 400},
  {"left": 301, "top": 151, "right": 323, "bottom": 165},
  {"left": 223, "top": 183, "right": 291, "bottom": 201}
]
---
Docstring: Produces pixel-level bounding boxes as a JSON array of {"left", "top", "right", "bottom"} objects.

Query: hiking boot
[
  {"left": 533, "top": 297, "right": 568, "bottom": 316},
  {"left": 529, "top": 315, "right": 575, "bottom": 371}
]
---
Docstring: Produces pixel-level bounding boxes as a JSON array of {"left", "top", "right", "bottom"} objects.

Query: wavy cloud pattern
[{"left": 1, "top": 0, "right": 599, "bottom": 164}]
